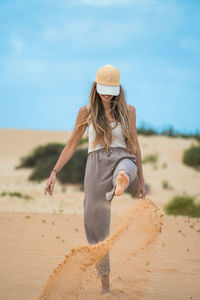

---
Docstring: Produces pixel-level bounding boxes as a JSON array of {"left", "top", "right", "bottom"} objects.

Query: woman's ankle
[{"left": 101, "top": 274, "right": 110, "bottom": 294}]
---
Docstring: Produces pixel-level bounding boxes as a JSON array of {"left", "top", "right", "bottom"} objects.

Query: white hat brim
[{"left": 96, "top": 83, "right": 120, "bottom": 96}]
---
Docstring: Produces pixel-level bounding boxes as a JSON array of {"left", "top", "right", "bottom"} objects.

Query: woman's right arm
[{"left": 44, "top": 105, "right": 88, "bottom": 196}]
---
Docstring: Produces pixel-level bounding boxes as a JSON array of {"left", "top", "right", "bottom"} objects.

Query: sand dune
[
  {"left": 0, "top": 129, "right": 200, "bottom": 299},
  {"left": 0, "top": 129, "right": 199, "bottom": 214}
]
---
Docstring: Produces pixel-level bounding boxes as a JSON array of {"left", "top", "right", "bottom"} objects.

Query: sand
[
  {"left": 38, "top": 199, "right": 163, "bottom": 300},
  {"left": 0, "top": 128, "right": 200, "bottom": 299}
]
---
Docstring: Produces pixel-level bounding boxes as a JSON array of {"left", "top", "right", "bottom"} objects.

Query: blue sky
[{"left": 0, "top": 0, "right": 200, "bottom": 134}]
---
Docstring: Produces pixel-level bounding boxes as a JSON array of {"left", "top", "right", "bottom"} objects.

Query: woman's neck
[{"left": 102, "top": 101, "right": 111, "bottom": 111}]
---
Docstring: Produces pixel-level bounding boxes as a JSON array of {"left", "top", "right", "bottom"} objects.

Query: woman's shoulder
[
  {"left": 76, "top": 105, "right": 89, "bottom": 127},
  {"left": 127, "top": 104, "right": 136, "bottom": 125},
  {"left": 127, "top": 103, "right": 136, "bottom": 112},
  {"left": 77, "top": 103, "right": 90, "bottom": 113},
  {"left": 77, "top": 104, "right": 89, "bottom": 115}
]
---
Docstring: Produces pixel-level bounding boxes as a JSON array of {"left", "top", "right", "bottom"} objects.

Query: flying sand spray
[{"left": 38, "top": 198, "right": 163, "bottom": 300}]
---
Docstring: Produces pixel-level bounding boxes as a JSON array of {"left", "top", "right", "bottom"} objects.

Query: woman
[{"left": 44, "top": 64, "right": 147, "bottom": 294}]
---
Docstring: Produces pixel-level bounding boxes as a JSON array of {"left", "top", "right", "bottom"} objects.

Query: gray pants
[{"left": 83, "top": 147, "right": 138, "bottom": 277}]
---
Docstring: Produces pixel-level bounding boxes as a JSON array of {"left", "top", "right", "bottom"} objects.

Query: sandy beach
[{"left": 0, "top": 128, "right": 200, "bottom": 300}]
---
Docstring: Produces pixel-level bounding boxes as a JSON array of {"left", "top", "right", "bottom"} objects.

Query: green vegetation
[
  {"left": 137, "top": 124, "right": 200, "bottom": 141},
  {"left": 78, "top": 136, "right": 88, "bottom": 146},
  {"left": 0, "top": 191, "right": 33, "bottom": 200},
  {"left": 164, "top": 194, "right": 200, "bottom": 218},
  {"left": 142, "top": 153, "right": 158, "bottom": 164},
  {"left": 162, "top": 180, "right": 173, "bottom": 190},
  {"left": 126, "top": 175, "right": 151, "bottom": 198},
  {"left": 57, "top": 148, "right": 88, "bottom": 184},
  {"left": 16, "top": 140, "right": 88, "bottom": 183},
  {"left": 137, "top": 125, "right": 157, "bottom": 136},
  {"left": 16, "top": 143, "right": 64, "bottom": 168},
  {"left": 61, "top": 186, "right": 67, "bottom": 193},
  {"left": 182, "top": 145, "right": 200, "bottom": 170},
  {"left": 162, "top": 162, "right": 167, "bottom": 168}
]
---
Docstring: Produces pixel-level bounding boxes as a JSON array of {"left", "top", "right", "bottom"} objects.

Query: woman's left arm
[{"left": 129, "top": 104, "right": 147, "bottom": 199}]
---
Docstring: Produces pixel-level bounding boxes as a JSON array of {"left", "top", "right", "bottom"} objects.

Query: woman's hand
[
  {"left": 44, "top": 170, "right": 57, "bottom": 196},
  {"left": 137, "top": 181, "right": 147, "bottom": 199}
]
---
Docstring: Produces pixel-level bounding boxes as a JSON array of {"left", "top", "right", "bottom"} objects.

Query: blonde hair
[{"left": 77, "top": 81, "right": 136, "bottom": 155}]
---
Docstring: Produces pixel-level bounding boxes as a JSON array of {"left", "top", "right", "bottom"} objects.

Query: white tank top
[{"left": 86, "top": 103, "right": 127, "bottom": 153}]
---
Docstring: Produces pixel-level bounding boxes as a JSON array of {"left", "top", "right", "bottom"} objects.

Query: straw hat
[{"left": 95, "top": 64, "right": 120, "bottom": 96}]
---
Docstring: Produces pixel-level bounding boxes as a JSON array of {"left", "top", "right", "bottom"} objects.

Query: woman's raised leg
[{"left": 106, "top": 158, "right": 138, "bottom": 201}]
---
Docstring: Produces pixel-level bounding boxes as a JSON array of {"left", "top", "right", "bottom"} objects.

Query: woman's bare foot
[
  {"left": 114, "top": 171, "right": 129, "bottom": 196},
  {"left": 101, "top": 274, "right": 110, "bottom": 294}
]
